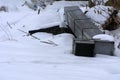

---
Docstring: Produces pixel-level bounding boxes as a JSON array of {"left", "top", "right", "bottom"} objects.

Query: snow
[
  {"left": 106, "top": 27, "right": 120, "bottom": 57},
  {"left": 85, "top": 5, "right": 114, "bottom": 26},
  {"left": 93, "top": 34, "right": 114, "bottom": 41},
  {"left": 0, "top": 0, "right": 120, "bottom": 80},
  {"left": 91, "top": 0, "right": 109, "bottom": 5}
]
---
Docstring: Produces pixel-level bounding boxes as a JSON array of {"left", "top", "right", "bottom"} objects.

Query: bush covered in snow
[
  {"left": 85, "top": 5, "right": 120, "bottom": 31},
  {"left": 105, "top": 0, "right": 120, "bottom": 10},
  {"left": 88, "top": 0, "right": 108, "bottom": 7},
  {"left": 22, "top": 0, "right": 55, "bottom": 12},
  {"left": 86, "top": 5, "right": 113, "bottom": 26}
]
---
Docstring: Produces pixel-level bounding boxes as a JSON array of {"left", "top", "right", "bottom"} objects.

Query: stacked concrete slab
[{"left": 64, "top": 6, "right": 114, "bottom": 57}]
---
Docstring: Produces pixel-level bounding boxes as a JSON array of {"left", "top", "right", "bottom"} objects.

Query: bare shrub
[{"left": 0, "top": 6, "right": 8, "bottom": 12}]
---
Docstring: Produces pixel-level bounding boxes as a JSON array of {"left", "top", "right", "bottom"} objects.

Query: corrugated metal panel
[{"left": 94, "top": 40, "right": 114, "bottom": 56}]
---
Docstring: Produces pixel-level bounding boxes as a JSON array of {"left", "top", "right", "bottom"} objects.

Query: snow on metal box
[{"left": 94, "top": 40, "right": 114, "bottom": 56}]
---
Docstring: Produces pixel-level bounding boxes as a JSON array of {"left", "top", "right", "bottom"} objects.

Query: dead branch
[
  {"left": 18, "top": 29, "right": 58, "bottom": 46},
  {"left": 7, "top": 22, "right": 12, "bottom": 29}
]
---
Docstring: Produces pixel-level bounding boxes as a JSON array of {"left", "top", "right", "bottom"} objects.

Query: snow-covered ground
[{"left": 0, "top": 0, "right": 120, "bottom": 80}]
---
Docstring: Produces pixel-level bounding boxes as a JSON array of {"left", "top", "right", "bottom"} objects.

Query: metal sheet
[{"left": 94, "top": 40, "right": 114, "bottom": 56}]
